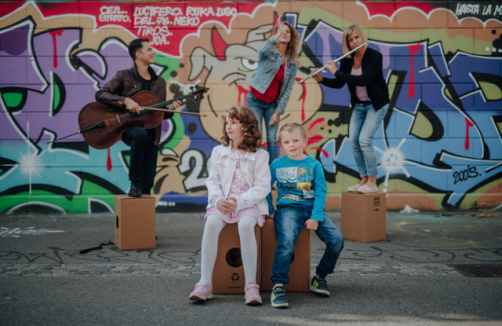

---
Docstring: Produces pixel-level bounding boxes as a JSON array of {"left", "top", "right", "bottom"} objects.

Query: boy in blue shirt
[{"left": 267, "top": 123, "right": 344, "bottom": 308}]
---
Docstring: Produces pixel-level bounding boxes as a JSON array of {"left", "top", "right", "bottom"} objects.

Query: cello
[{"left": 72, "top": 86, "right": 208, "bottom": 150}]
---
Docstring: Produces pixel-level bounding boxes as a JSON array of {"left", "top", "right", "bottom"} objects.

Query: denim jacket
[
  {"left": 205, "top": 144, "right": 271, "bottom": 215},
  {"left": 249, "top": 36, "right": 298, "bottom": 115}
]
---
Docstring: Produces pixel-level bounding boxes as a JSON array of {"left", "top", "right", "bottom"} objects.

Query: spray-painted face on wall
[{"left": 186, "top": 23, "right": 322, "bottom": 142}]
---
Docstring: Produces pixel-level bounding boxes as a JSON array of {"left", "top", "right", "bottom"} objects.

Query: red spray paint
[
  {"left": 107, "top": 148, "right": 112, "bottom": 171},
  {"left": 408, "top": 44, "right": 420, "bottom": 98},
  {"left": 49, "top": 30, "right": 63, "bottom": 68},
  {"left": 296, "top": 74, "right": 307, "bottom": 121},
  {"left": 237, "top": 85, "right": 248, "bottom": 106},
  {"left": 465, "top": 118, "right": 474, "bottom": 150}
]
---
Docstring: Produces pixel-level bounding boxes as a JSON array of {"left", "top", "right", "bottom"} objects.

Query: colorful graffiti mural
[{"left": 0, "top": 1, "right": 501, "bottom": 214}]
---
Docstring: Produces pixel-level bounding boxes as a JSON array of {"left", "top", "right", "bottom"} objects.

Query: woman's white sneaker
[
  {"left": 357, "top": 184, "right": 378, "bottom": 193},
  {"left": 347, "top": 184, "right": 362, "bottom": 192}
]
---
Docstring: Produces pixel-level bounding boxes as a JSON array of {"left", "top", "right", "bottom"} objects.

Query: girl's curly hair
[
  {"left": 221, "top": 106, "right": 262, "bottom": 152},
  {"left": 272, "top": 21, "right": 300, "bottom": 63}
]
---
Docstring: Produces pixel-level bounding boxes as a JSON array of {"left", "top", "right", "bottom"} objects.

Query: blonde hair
[
  {"left": 278, "top": 123, "right": 306, "bottom": 144},
  {"left": 272, "top": 21, "right": 300, "bottom": 63},
  {"left": 221, "top": 106, "right": 262, "bottom": 152},
  {"left": 342, "top": 24, "right": 369, "bottom": 58}
]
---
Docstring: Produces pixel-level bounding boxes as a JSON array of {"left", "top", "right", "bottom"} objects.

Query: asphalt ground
[{"left": 1, "top": 210, "right": 502, "bottom": 326}]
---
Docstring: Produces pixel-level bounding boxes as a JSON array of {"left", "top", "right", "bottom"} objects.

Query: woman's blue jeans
[
  {"left": 246, "top": 93, "right": 279, "bottom": 163},
  {"left": 349, "top": 103, "right": 389, "bottom": 177},
  {"left": 271, "top": 205, "right": 344, "bottom": 285}
]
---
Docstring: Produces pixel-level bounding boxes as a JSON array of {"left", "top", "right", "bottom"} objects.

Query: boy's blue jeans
[{"left": 271, "top": 205, "right": 344, "bottom": 285}]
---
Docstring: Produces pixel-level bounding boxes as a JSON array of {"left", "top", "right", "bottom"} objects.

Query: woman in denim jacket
[{"left": 247, "top": 16, "right": 300, "bottom": 163}]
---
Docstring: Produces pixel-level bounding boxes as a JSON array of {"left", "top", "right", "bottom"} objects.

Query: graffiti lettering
[
  {"left": 174, "top": 16, "right": 200, "bottom": 27},
  {"left": 187, "top": 6, "right": 215, "bottom": 17},
  {"left": 151, "top": 35, "right": 170, "bottom": 46},
  {"left": 134, "top": 16, "right": 155, "bottom": 26},
  {"left": 496, "top": 5, "right": 502, "bottom": 15},
  {"left": 453, "top": 2, "right": 502, "bottom": 19},
  {"left": 455, "top": 3, "right": 479, "bottom": 16},
  {"left": 137, "top": 26, "right": 170, "bottom": 37},
  {"left": 215, "top": 7, "right": 238, "bottom": 17},
  {"left": 99, "top": 15, "right": 130, "bottom": 23},
  {"left": 453, "top": 165, "right": 480, "bottom": 185},
  {"left": 483, "top": 5, "right": 492, "bottom": 16},
  {"left": 134, "top": 6, "right": 183, "bottom": 17},
  {"left": 156, "top": 17, "right": 171, "bottom": 26},
  {"left": 99, "top": 5, "right": 130, "bottom": 23},
  {"left": 178, "top": 150, "right": 207, "bottom": 193},
  {"left": 137, "top": 26, "right": 172, "bottom": 45},
  {"left": 100, "top": 6, "right": 127, "bottom": 15},
  {"left": 187, "top": 6, "right": 237, "bottom": 17}
]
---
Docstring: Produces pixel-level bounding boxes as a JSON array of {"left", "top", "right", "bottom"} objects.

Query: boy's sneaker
[
  {"left": 310, "top": 276, "right": 330, "bottom": 296},
  {"left": 189, "top": 281, "right": 213, "bottom": 301},
  {"left": 270, "top": 286, "right": 289, "bottom": 308}
]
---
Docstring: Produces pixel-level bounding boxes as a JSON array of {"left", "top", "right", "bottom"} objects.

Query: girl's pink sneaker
[
  {"left": 189, "top": 281, "right": 213, "bottom": 301},
  {"left": 244, "top": 282, "right": 262, "bottom": 305}
]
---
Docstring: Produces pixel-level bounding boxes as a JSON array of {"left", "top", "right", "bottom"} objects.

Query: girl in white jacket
[{"left": 189, "top": 106, "right": 271, "bottom": 305}]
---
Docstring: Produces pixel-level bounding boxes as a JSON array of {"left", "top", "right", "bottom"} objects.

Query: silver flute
[{"left": 299, "top": 43, "right": 367, "bottom": 83}]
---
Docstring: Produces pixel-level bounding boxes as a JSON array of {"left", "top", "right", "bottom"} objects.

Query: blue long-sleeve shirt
[{"left": 267, "top": 155, "right": 327, "bottom": 222}]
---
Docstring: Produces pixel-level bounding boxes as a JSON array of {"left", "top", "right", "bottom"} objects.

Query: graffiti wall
[{"left": 0, "top": 0, "right": 501, "bottom": 214}]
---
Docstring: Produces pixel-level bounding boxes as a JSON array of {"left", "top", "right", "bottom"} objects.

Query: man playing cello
[{"left": 96, "top": 38, "right": 182, "bottom": 197}]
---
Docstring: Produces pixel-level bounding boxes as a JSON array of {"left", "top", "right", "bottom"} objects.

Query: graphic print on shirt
[{"left": 276, "top": 167, "right": 315, "bottom": 202}]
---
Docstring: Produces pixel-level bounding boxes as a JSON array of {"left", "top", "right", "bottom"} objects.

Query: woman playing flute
[{"left": 313, "top": 24, "right": 389, "bottom": 193}]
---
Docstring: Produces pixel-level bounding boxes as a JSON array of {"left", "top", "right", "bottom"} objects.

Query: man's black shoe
[{"left": 128, "top": 182, "right": 141, "bottom": 197}]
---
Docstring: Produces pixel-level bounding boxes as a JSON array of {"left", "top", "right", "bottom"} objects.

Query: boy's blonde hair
[{"left": 278, "top": 123, "right": 306, "bottom": 143}]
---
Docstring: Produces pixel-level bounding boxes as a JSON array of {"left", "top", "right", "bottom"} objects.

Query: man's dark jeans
[{"left": 122, "top": 126, "right": 158, "bottom": 194}]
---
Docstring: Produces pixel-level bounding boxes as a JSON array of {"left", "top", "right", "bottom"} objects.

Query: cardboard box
[
  {"left": 212, "top": 223, "right": 261, "bottom": 294},
  {"left": 114, "top": 195, "right": 156, "bottom": 250},
  {"left": 261, "top": 219, "right": 311, "bottom": 292},
  {"left": 341, "top": 191, "right": 386, "bottom": 243}
]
